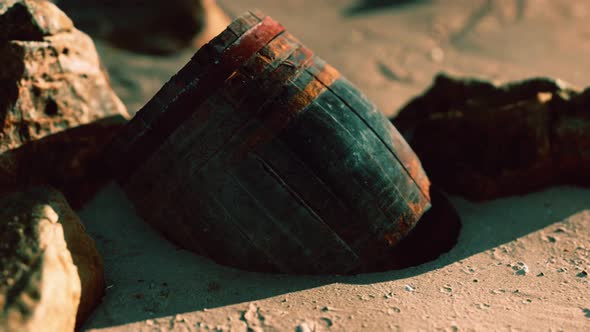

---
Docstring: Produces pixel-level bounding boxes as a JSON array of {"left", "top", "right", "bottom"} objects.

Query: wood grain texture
[
  {"left": 109, "top": 13, "right": 431, "bottom": 274},
  {"left": 108, "top": 11, "right": 283, "bottom": 182}
]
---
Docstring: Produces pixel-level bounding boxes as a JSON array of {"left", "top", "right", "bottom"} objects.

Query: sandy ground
[
  {"left": 81, "top": 185, "right": 589, "bottom": 331},
  {"left": 72, "top": 0, "right": 590, "bottom": 330}
]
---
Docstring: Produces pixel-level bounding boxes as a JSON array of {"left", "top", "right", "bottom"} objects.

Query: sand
[
  {"left": 81, "top": 185, "right": 589, "bottom": 331},
  {"left": 74, "top": 0, "right": 590, "bottom": 330}
]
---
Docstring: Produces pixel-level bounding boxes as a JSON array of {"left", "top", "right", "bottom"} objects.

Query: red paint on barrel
[{"left": 115, "top": 17, "right": 286, "bottom": 183}]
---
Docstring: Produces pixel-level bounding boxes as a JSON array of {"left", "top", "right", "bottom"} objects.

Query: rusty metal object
[{"left": 107, "top": 11, "right": 431, "bottom": 274}]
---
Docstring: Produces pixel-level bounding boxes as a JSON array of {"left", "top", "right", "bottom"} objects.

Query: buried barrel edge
[{"left": 106, "top": 12, "right": 431, "bottom": 274}]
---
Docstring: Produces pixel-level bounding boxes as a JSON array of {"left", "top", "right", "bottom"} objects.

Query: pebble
[
  {"left": 546, "top": 236, "right": 557, "bottom": 243},
  {"left": 296, "top": 321, "right": 316, "bottom": 332},
  {"left": 441, "top": 285, "right": 453, "bottom": 293},
  {"left": 430, "top": 47, "right": 445, "bottom": 63},
  {"left": 513, "top": 262, "right": 529, "bottom": 276}
]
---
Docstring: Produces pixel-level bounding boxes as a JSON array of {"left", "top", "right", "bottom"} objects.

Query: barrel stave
[{"left": 110, "top": 13, "right": 432, "bottom": 274}]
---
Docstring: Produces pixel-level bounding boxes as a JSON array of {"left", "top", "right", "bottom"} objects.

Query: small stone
[
  {"left": 441, "top": 285, "right": 453, "bottom": 293},
  {"left": 513, "top": 262, "right": 529, "bottom": 276},
  {"left": 320, "top": 317, "right": 333, "bottom": 327},
  {"left": 430, "top": 47, "right": 445, "bottom": 63},
  {"left": 296, "top": 320, "right": 316, "bottom": 332},
  {"left": 404, "top": 284, "right": 415, "bottom": 292}
]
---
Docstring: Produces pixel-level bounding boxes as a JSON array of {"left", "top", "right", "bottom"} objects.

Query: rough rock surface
[
  {"left": 52, "top": 0, "right": 230, "bottom": 55},
  {"left": 394, "top": 74, "right": 590, "bottom": 200},
  {"left": 0, "top": 187, "right": 104, "bottom": 331},
  {"left": 0, "top": 0, "right": 129, "bottom": 206}
]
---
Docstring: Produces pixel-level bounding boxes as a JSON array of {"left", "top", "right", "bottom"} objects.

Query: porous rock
[
  {"left": 394, "top": 74, "right": 590, "bottom": 200},
  {"left": 0, "top": 187, "right": 104, "bottom": 332},
  {"left": 0, "top": 0, "right": 130, "bottom": 206}
]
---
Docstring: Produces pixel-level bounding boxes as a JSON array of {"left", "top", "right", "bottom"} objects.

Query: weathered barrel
[{"left": 106, "top": 11, "right": 431, "bottom": 274}]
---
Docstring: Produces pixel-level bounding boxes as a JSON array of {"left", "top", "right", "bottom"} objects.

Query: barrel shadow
[
  {"left": 80, "top": 184, "right": 589, "bottom": 328},
  {"left": 347, "top": 185, "right": 590, "bottom": 285}
]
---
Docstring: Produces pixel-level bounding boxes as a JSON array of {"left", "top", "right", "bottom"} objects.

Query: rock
[
  {"left": 53, "top": 0, "right": 231, "bottom": 54},
  {"left": 0, "top": 0, "right": 73, "bottom": 40},
  {"left": 0, "top": 0, "right": 130, "bottom": 207},
  {"left": 394, "top": 74, "right": 590, "bottom": 200},
  {"left": 553, "top": 88, "right": 590, "bottom": 186},
  {"left": 0, "top": 187, "right": 104, "bottom": 331}
]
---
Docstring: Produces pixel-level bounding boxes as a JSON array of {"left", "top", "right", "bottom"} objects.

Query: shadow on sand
[
  {"left": 80, "top": 183, "right": 589, "bottom": 329},
  {"left": 343, "top": 0, "right": 431, "bottom": 17}
]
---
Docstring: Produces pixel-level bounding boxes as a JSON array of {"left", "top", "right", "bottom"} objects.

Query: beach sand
[{"left": 74, "top": 0, "right": 590, "bottom": 330}]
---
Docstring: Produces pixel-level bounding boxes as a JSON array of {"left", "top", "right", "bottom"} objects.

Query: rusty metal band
[
  {"left": 235, "top": 57, "right": 339, "bottom": 155},
  {"left": 116, "top": 17, "right": 286, "bottom": 183}
]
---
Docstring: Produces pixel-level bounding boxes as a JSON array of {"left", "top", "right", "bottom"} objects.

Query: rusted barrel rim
[{"left": 107, "top": 12, "right": 287, "bottom": 182}]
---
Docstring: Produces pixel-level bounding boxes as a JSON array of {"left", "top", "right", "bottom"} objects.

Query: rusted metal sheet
[{"left": 106, "top": 12, "right": 431, "bottom": 274}]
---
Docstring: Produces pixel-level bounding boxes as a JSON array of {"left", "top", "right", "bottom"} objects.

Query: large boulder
[
  {"left": 394, "top": 74, "right": 590, "bottom": 200},
  {"left": 0, "top": 0, "right": 130, "bottom": 207},
  {"left": 0, "top": 187, "right": 104, "bottom": 331}
]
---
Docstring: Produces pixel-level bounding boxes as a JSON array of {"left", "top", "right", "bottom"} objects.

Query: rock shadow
[{"left": 0, "top": 116, "right": 126, "bottom": 208}]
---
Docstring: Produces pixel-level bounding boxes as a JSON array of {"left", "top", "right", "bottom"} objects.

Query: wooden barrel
[{"left": 106, "top": 11, "right": 431, "bottom": 274}]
